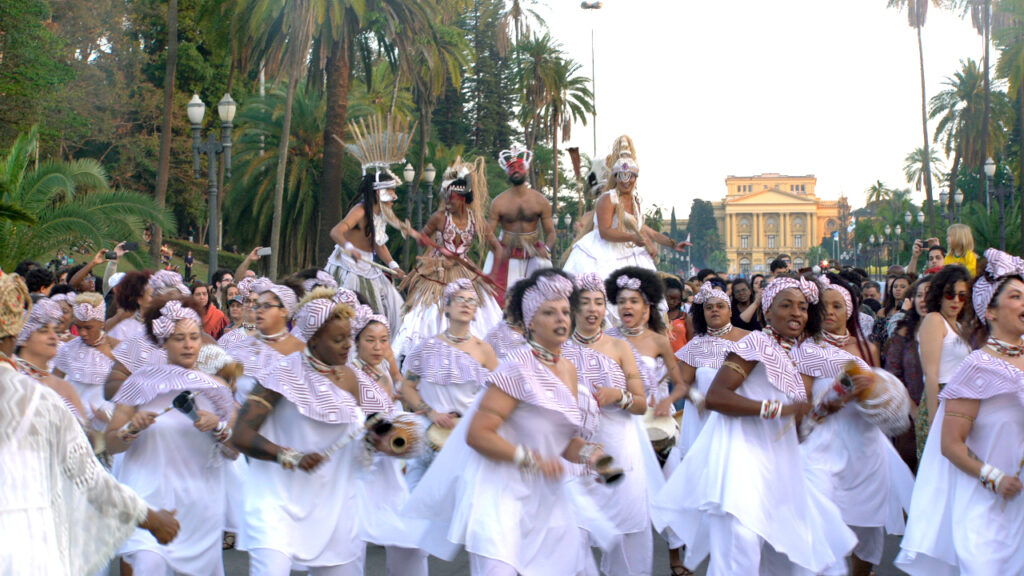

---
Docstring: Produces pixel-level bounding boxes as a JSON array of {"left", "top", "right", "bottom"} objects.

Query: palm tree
[
  {"left": 496, "top": 0, "right": 545, "bottom": 56},
  {"left": 865, "top": 180, "right": 893, "bottom": 206},
  {"left": 515, "top": 32, "right": 562, "bottom": 189},
  {"left": 994, "top": 0, "right": 1024, "bottom": 249},
  {"left": 151, "top": 0, "right": 178, "bottom": 262},
  {"left": 903, "top": 146, "right": 947, "bottom": 192},
  {"left": 545, "top": 55, "right": 593, "bottom": 220},
  {"left": 0, "top": 128, "right": 174, "bottom": 271},
  {"left": 887, "top": 0, "right": 941, "bottom": 228}
]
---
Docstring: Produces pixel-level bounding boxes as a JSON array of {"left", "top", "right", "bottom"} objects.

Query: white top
[
  {"left": 401, "top": 336, "right": 490, "bottom": 416},
  {"left": 109, "top": 317, "right": 146, "bottom": 342},
  {"left": 925, "top": 316, "right": 972, "bottom": 384},
  {"left": 0, "top": 366, "right": 148, "bottom": 576}
]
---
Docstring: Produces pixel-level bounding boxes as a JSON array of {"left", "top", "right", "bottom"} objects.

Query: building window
[
  {"left": 800, "top": 185, "right": 806, "bottom": 192},
  {"left": 767, "top": 235, "right": 776, "bottom": 249},
  {"left": 741, "top": 235, "right": 749, "bottom": 249},
  {"left": 740, "top": 258, "right": 751, "bottom": 275},
  {"left": 794, "top": 235, "right": 802, "bottom": 248}
]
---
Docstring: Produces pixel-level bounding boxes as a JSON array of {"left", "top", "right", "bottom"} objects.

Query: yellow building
[{"left": 714, "top": 173, "right": 848, "bottom": 275}]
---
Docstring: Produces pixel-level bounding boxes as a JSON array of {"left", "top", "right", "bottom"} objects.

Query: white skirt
[{"left": 391, "top": 293, "right": 503, "bottom": 361}]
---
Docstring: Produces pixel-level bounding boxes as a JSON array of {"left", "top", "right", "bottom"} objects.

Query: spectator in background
[
  {"left": 729, "top": 277, "right": 761, "bottom": 331},
  {"left": 769, "top": 256, "right": 790, "bottom": 277},
  {"left": 210, "top": 269, "right": 234, "bottom": 309},
  {"left": 224, "top": 296, "right": 244, "bottom": 332},
  {"left": 696, "top": 268, "right": 718, "bottom": 284},
  {"left": 14, "top": 260, "right": 40, "bottom": 277},
  {"left": 925, "top": 245, "right": 945, "bottom": 274},
  {"left": 916, "top": 264, "right": 973, "bottom": 458},
  {"left": 750, "top": 273, "right": 765, "bottom": 292},
  {"left": 191, "top": 281, "right": 229, "bottom": 339},
  {"left": 861, "top": 281, "right": 882, "bottom": 313},
  {"left": 184, "top": 251, "right": 194, "bottom": 282},
  {"left": 873, "top": 273, "right": 911, "bottom": 347},
  {"left": 663, "top": 275, "right": 689, "bottom": 352},
  {"left": 25, "top": 268, "right": 54, "bottom": 302},
  {"left": 883, "top": 274, "right": 932, "bottom": 473},
  {"left": 944, "top": 223, "right": 977, "bottom": 276}
]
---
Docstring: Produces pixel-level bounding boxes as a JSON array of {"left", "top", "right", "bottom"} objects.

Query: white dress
[
  {"left": 403, "top": 346, "right": 599, "bottom": 575},
  {"left": 112, "top": 364, "right": 235, "bottom": 575},
  {"left": 401, "top": 336, "right": 490, "bottom": 490},
  {"left": 792, "top": 340, "right": 914, "bottom": 565},
  {"left": 392, "top": 212, "right": 503, "bottom": 359},
  {"left": 563, "top": 339, "right": 665, "bottom": 576},
  {"left": 563, "top": 191, "right": 655, "bottom": 281},
  {"left": 52, "top": 337, "right": 115, "bottom": 430},
  {"left": 223, "top": 334, "right": 285, "bottom": 403},
  {"left": 237, "top": 352, "right": 367, "bottom": 569},
  {"left": 325, "top": 241, "right": 404, "bottom": 336},
  {"left": 109, "top": 316, "right": 146, "bottom": 342},
  {"left": 655, "top": 331, "right": 856, "bottom": 575},
  {"left": 484, "top": 321, "right": 526, "bottom": 361},
  {"left": 0, "top": 365, "right": 149, "bottom": 576},
  {"left": 896, "top": 351, "right": 1024, "bottom": 575},
  {"left": 606, "top": 326, "right": 669, "bottom": 405},
  {"left": 672, "top": 334, "right": 738, "bottom": 461}
]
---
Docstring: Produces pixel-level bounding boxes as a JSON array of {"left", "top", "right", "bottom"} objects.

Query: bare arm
[
  {"left": 70, "top": 249, "right": 108, "bottom": 290},
  {"left": 739, "top": 299, "right": 760, "bottom": 323},
  {"left": 235, "top": 246, "right": 263, "bottom": 280},
  {"left": 918, "top": 313, "right": 946, "bottom": 425},
  {"left": 329, "top": 205, "right": 365, "bottom": 246},
  {"left": 941, "top": 397, "right": 1023, "bottom": 499},
  {"left": 705, "top": 353, "right": 810, "bottom": 419},
  {"left": 104, "top": 361, "right": 131, "bottom": 401},
  {"left": 595, "top": 195, "right": 644, "bottom": 244},
  {"left": 231, "top": 384, "right": 286, "bottom": 462},
  {"left": 659, "top": 360, "right": 697, "bottom": 410},
  {"left": 466, "top": 385, "right": 522, "bottom": 463},
  {"left": 658, "top": 335, "right": 691, "bottom": 399},
  {"left": 539, "top": 198, "right": 556, "bottom": 252}
]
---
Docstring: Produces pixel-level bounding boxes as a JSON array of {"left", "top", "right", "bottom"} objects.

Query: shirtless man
[
  {"left": 483, "top": 144, "right": 555, "bottom": 306},
  {"left": 324, "top": 171, "right": 406, "bottom": 333}
]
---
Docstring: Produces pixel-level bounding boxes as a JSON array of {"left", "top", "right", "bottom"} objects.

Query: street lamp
[
  {"left": 404, "top": 163, "right": 437, "bottom": 231},
  {"left": 953, "top": 189, "right": 963, "bottom": 222},
  {"left": 581, "top": 1, "right": 602, "bottom": 157},
  {"left": 188, "top": 93, "right": 235, "bottom": 281},
  {"left": 895, "top": 224, "right": 902, "bottom": 262},
  {"left": 985, "top": 156, "right": 996, "bottom": 211},
  {"left": 917, "top": 211, "right": 925, "bottom": 238},
  {"left": 869, "top": 234, "right": 877, "bottom": 278},
  {"left": 993, "top": 170, "right": 1016, "bottom": 251}
]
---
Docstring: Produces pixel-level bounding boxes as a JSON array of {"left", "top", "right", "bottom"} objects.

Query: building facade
[{"left": 714, "top": 173, "right": 848, "bottom": 276}]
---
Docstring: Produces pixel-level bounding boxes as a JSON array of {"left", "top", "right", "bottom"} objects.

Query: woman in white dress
[
  {"left": 52, "top": 292, "right": 119, "bottom": 431},
  {"left": 563, "top": 135, "right": 687, "bottom": 280},
  {"left": 393, "top": 158, "right": 504, "bottom": 359},
  {"left": 108, "top": 270, "right": 154, "bottom": 341},
  {"left": 404, "top": 269, "right": 621, "bottom": 575},
  {"left": 14, "top": 297, "right": 87, "bottom": 419},
  {"left": 896, "top": 249, "right": 1024, "bottom": 575},
  {"left": 347, "top": 304, "right": 430, "bottom": 576},
  {"left": 401, "top": 279, "right": 498, "bottom": 490},
  {"left": 562, "top": 272, "right": 657, "bottom": 576},
  {"left": 233, "top": 288, "right": 370, "bottom": 575},
  {"left": 797, "top": 275, "right": 914, "bottom": 576},
  {"left": 105, "top": 299, "right": 236, "bottom": 575},
  {"left": 655, "top": 276, "right": 856, "bottom": 575},
  {"left": 485, "top": 280, "right": 529, "bottom": 361},
  {"left": 656, "top": 281, "right": 747, "bottom": 575}
]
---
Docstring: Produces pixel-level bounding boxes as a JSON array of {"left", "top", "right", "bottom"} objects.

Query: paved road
[{"left": 197, "top": 532, "right": 906, "bottom": 575}]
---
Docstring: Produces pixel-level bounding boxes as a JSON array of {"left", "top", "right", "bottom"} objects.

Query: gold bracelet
[
  {"left": 946, "top": 411, "right": 976, "bottom": 424},
  {"left": 722, "top": 360, "right": 748, "bottom": 379},
  {"left": 246, "top": 394, "right": 274, "bottom": 411}
]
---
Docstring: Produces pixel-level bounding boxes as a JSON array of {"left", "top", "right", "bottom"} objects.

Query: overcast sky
[{"left": 537, "top": 0, "right": 988, "bottom": 218}]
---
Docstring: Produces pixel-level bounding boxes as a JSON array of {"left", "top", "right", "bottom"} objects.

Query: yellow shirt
[{"left": 944, "top": 251, "right": 977, "bottom": 277}]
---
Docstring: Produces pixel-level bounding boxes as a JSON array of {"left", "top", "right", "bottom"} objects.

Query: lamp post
[
  {"left": 857, "top": 241, "right": 862, "bottom": 269},
  {"left": 581, "top": 1, "right": 602, "bottom": 157},
  {"left": 884, "top": 225, "right": 892, "bottom": 267},
  {"left": 869, "top": 234, "right": 877, "bottom": 278},
  {"left": 188, "top": 93, "right": 235, "bottom": 281},
  {"left": 993, "top": 169, "right": 1016, "bottom": 251},
  {"left": 985, "top": 157, "right": 996, "bottom": 212},
  {"left": 953, "top": 189, "right": 963, "bottom": 222},
  {"left": 895, "top": 224, "right": 902, "bottom": 263},
  {"left": 403, "top": 163, "right": 436, "bottom": 231},
  {"left": 917, "top": 211, "right": 925, "bottom": 238}
]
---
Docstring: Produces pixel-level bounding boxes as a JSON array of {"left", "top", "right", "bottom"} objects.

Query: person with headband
[
  {"left": 656, "top": 275, "right": 857, "bottom": 576},
  {"left": 393, "top": 157, "right": 504, "bottom": 359},
  {"left": 325, "top": 171, "right": 407, "bottom": 335},
  {"left": 52, "top": 292, "right": 120, "bottom": 431},
  {"left": 49, "top": 288, "right": 77, "bottom": 346},
  {"left": 233, "top": 289, "right": 374, "bottom": 575},
  {"left": 604, "top": 267, "right": 696, "bottom": 466},
  {"left": 483, "top": 279, "right": 528, "bottom": 360},
  {"left": 0, "top": 273, "right": 182, "bottom": 575},
  {"left": 218, "top": 275, "right": 261, "bottom": 347},
  {"left": 405, "top": 269, "right": 619, "bottom": 576},
  {"left": 401, "top": 279, "right": 499, "bottom": 491},
  {"left": 897, "top": 248, "right": 1024, "bottom": 574},
  {"left": 104, "top": 298, "right": 236, "bottom": 575},
  {"left": 483, "top": 144, "right": 555, "bottom": 306},
  {"left": 657, "top": 281, "right": 749, "bottom": 575},
  {"left": 564, "top": 135, "right": 688, "bottom": 281},
  {"left": 345, "top": 304, "right": 431, "bottom": 576},
  {"left": 14, "top": 298, "right": 87, "bottom": 420},
  {"left": 791, "top": 274, "right": 913, "bottom": 576},
  {"left": 222, "top": 279, "right": 304, "bottom": 403},
  {"left": 561, "top": 271, "right": 658, "bottom": 576}
]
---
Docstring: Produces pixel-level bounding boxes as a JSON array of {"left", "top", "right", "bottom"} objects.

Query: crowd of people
[{"left": 2, "top": 132, "right": 1023, "bottom": 576}]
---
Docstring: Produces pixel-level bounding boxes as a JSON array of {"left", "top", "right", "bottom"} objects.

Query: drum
[
  {"left": 645, "top": 407, "right": 680, "bottom": 463},
  {"left": 854, "top": 367, "right": 912, "bottom": 436},
  {"left": 425, "top": 416, "right": 460, "bottom": 452}
]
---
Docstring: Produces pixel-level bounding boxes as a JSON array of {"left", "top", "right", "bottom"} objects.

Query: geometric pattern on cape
[{"left": 731, "top": 331, "right": 806, "bottom": 401}]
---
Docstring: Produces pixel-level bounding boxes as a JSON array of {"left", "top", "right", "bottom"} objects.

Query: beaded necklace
[
  {"left": 303, "top": 347, "right": 343, "bottom": 375},
  {"left": 528, "top": 339, "right": 560, "bottom": 365},
  {"left": 763, "top": 325, "right": 797, "bottom": 353},
  {"left": 822, "top": 330, "right": 850, "bottom": 348},
  {"left": 987, "top": 337, "right": 1024, "bottom": 358},
  {"left": 706, "top": 323, "right": 733, "bottom": 338},
  {"left": 444, "top": 327, "right": 472, "bottom": 345},
  {"left": 353, "top": 357, "right": 385, "bottom": 381},
  {"left": 572, "top": 328, "right": 603, "bottom": 345},
  {"left": 620, "top": 324, "right": 645, "bottom": 337},
  {"left": 14, "top": 356, "right": 48, "bottom": 381},
  {"left": 257, "top": 328, "right": 289, "bottom": 343}
]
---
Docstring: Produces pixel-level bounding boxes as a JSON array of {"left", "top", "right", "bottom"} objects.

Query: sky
[{"left": 536, "top": 0, "right": 989, "bottom": 218}]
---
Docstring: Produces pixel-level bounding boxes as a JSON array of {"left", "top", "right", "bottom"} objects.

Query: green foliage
[{"left": 685, "top": 199, "right": 726, "bottom": 271}]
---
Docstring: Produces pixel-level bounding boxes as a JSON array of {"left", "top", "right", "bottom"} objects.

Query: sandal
[
  {"left": 670, "top": 565, "right": 694, "bottom": 576},
  {"left": 222, "top": 532, "right": 236, "bottom": 550}
]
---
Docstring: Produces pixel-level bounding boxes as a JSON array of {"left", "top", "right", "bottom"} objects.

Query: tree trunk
[
  {"left": 403, "top": 107, "right": 430, "bottom": 269},
  {"left": 551, "top": 113, "right": 559, "bottom": 223},
  {"left": 317, "top": 38, "right": 353, "bottom": 265},
  {"left": 151, "top": 0, "right": 178, "bottom": 263},
  {"left": 982, "top": 0, "right": 991, "bottom": 184},
  {"left": 269, "top": 74, "right": 297, "bottom": 280},
  {"left": 949, "top": 149, "right": 961, "bottom": 214},
  {"left": 1019, "top": 77, "right": 1024, "bottom": 251},
  {"left": 916, "top": 25, "right": 934, "bottom": 233}
]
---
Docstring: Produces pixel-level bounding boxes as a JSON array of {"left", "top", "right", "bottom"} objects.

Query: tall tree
[
  {"left": 888, "top": 0, "right": 941, "bottom": 228},
  {"left": 151, "top": 0, "right": 179, "bottom": 263},
  {"left": 685, "top": 199, "right": 725, "bottom": 271},
  {"left": 545, "top": 55, "right": 593, "bottom": 220},
  {"left": 904, "top": 146, "right": 947, "bottom": 192},
  {"left": 865, "top": 180, "right": 894, "bottom": 206},
  {"left": 994, "top": 0, "right": 1024, "bottom": 254}
]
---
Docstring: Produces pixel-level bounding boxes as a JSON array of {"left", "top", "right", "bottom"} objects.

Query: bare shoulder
[{"left": 345, "top": 203, "right": 366, "bottom": 219}]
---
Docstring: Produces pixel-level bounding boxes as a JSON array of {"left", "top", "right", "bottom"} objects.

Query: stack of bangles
[
  {"left": 980, "top": 463, "right": 1006, "bottom": 493},
  {"left": 759, "top": 399, "right": 782, "bottom": 420},
  {"left": 118, "top": 422, "right": 141, "bottom": 442},
  {"left": 213, "top": 421, "right": 232, "bottom": 444},
  {"left": 513, "top": 444, "right": 539, "bottom": 473},
  {"left": 618, "top": 390, "right": 634, "bottom": 410},
  {"left": 277, "top": 447, "right": 304, "bottom": 470},
  {"left": 578, "top": 442, "right": 603, "bottom": 470}
]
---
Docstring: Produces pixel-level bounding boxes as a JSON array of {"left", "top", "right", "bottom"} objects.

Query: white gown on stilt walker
[
  {"left": 563, "top": 192, "right": 655, "bottom": 281},
  {"left": 896, "top": 351, "right": 1024, "bottom": 575}
]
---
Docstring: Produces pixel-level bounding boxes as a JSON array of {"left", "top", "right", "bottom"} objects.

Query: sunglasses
[
  {"left": 450, "top": 296, "right": 479, "bottom": 306},
  {"left": 943, "top": 291, "right": 968, "bottom": 302}
]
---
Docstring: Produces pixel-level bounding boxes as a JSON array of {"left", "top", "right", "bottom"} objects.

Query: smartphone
[
  {"left": 123, "top": 241, "right": 139, "bottom": 252},
  {"left": 104, "top": 251, "right": 119, "bottom": 260},
  {"left": 257, "top": 247, "right": 272, "bottom": 257}
]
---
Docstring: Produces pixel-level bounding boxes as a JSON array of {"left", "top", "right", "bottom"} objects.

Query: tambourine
[{"left": 853, "top": 366, "right": 912, "bottom": 436}]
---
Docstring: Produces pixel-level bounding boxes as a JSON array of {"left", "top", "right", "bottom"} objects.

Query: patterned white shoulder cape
[
  {"left": 112, "top": 364, "right": 235, "bottom": 420},
  {"left": 731, "top": 331, "right": 806, "bottom": 401},
  {"left": 261, "top": 352, "right": 361, "bottom": 424},
  {"left": 939, "top": 349, "right": 1024, "bottom": 405}
]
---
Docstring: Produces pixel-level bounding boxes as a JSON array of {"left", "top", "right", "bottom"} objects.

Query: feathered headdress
[
  {"left": 344, "top": 115, "right": 417, "bottom": 193},
  {"left": 497, "top": 144, "right": 533, "bottom": 174},
  {"left": 440, "top": 156, "right": 490, "bottom": 251}
]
